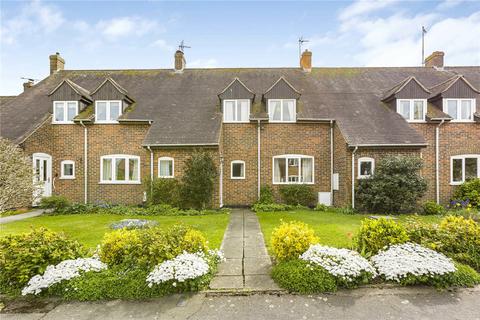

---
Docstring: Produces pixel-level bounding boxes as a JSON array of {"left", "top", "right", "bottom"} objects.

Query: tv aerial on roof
[
  {"left": 298, "top": 36, "right": 309, "bottom": 59},
  {"left": 21, "top": 77, "right": 39, "bottom": 83}
]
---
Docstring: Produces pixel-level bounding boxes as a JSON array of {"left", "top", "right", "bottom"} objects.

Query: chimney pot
[
  {"left": 23, "top": 80, "right": 34, "bottom": 91},
  {"left": 49, "top": 52, "right": 65, "bottom": 75},
  {"left": 425, "top": 51, "right": 444, "bottom": 68},
  {"left": 174, "top": 50, "right": 186, "bottom": 73},
  {"left": 300, "top": 49, "right": 312, "bottom": 72}
]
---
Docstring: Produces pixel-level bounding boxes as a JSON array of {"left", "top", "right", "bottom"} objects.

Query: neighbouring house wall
[
  {"left": 411, "top": 122, "right": 480, "bottom": 205},
  {"left": 333, "top": 124, "right": 350, "bottom": 207}
]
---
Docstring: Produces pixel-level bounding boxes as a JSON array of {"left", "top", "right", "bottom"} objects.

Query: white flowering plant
[
  {"left": 300, "top": 244, "right": 376, "bottom": 287},
  {"left": 371, "top": 242, "right": 459, "bottom": 287},
  {"left": 22, "top": 257, "right": 107, "bottom": 296}
]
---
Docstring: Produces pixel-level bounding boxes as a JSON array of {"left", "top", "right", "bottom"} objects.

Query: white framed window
[
  {"left": 231, "top": 160, "right": 245, "bottom": 179},
  {"left": 60, "top": 160, "right": 75, "bottom": 179},
  {"left": 158, "top": 157, "right": 174, "bottom": 178},
  {"left": 53, "top": 101, "right": 78, "bottom": 124},
  {"left": 95, "top": 100, "right": 122, "bottom": 123},
  {"left": 223, "top": 99, "right": 250, "bottom": 123},
  {"left": 100, "top": 154, "right": 140, "bottom": 184},
  {"left": 268, "top": 99, "right": 296, "bottom": 122},
  {"left": 358, "top": 157, "right": 375, "bottom": 179},
  {"left": 443, "top": 99, "right": 475, "bottom": 122},
  {"left": 272, "top": 155, "right": 314, "bottom": 184},
  {"left": 396, "top": 99, "right": 426, "bottom": 122},
  {"left": 450, "top": 154, "right": 480, "bottom": 185}
]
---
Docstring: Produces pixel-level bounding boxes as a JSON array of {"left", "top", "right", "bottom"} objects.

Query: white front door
[{"left": 32, "top": 153, "right": 52, "bottom": 206}]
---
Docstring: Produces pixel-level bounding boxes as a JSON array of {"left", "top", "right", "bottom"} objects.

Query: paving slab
[
  {"left": 244, "top": 275, "right": 280, "bottom": 290},
  {"left": 217, "top": 259, "right": 243, "bottom": 276},
  {"left": 244, "top": 257, "right": 272, "bottom": 275},
  {"left": 209, "top": 275, "right": 244, "bottom": 289}
]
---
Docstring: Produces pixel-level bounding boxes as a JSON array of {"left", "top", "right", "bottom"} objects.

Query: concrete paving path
[
  {"left": 0, "top": 209, "right": 44, "bottom": 224},
  {"left": 209, "top": 209, "right": 280, "bottom": 291}
]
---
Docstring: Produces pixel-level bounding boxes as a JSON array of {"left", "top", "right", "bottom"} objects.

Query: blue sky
[{"left": 1, "top": 0, "right": 479, "bottom": 95}]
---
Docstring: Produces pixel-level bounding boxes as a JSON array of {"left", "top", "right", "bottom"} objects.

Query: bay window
[
  {"left": 444, "top": 99, "right": 475, "bottom": 121},
  {"left": 53, "top": 101, "right": 78, "bottom": 123},
  {"left": 451, "top": 155, "right": 480, "bottom": 184},
  {"left": 396, "top": 99, "right": 426, "bottom": 122},
  {"left": 100, "top": 155, "right": 140, "bottom": 183},
  {"left": 95, "top": 100, "right": 122, "bottom": 123},
  {"left": 268, "top": 99, "right": 296, "bottom": 122},
  {"left": 273, "top": 155, "right": 314, "bottom": 184},
  {"left": 158, "top": 157, "right": 174, "bottom": 178},
  {"left": 223, "top": 99, "right": 250, "bottom": 122}
]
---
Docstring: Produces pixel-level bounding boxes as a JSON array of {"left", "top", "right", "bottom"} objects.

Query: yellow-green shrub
[
  {"left": 354, "top": 218, "right": 409, "bottom": 256},
  {"left": 271, "top": 221, "right": 319, "bottom": 261},
  {"left": 99, "top": 229, "right": 142, "bottom": 267}
]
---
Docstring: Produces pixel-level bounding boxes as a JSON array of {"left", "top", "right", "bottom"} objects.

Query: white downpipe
[
  {"left": 147, "top": 146, "right": 154, "bottom": 200},
  {"left": 257, "top": 120, "right": 261, "bottom": 200},
  {"left": 435, "top": 120, "right": 445, "bottom": 204},
  {"left": 351, "top": 146, "right": 358, "bottom": 209},
  {"left": 80, "top": 121, "right": 88, "bottom": 204},
  {"left": 219, "top": 156, "right": 224, "bottom": 208},
  {"left": 330, "top": 120, "right": 334, "bottom": 205}
]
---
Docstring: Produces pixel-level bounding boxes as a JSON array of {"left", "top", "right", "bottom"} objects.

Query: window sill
[
  {"left": 223, "top": 121, "right": 251, "bottom": 124},
  {"left": 272, "top": 182, "right": 315, "bottom": 185},
  {"left": 60, "top": 176, "right": 75, "bottom": 180},
  {"left": 357, "top": 175, "right": 372, "bottom": 179},
  {"left": 158, "top": 176, "right": 174, "bottom": 179},
  {"left": 231, "top": 177, "right": 245, "bottom": 180},
  {"left": 449, "top": 120, "right": 475, "bottom": 123},
  {"left": 52, "top": 122, "right": 75, "bottom": 125},
  {"left": 99, "top": 181, "right": 141, "bottom": 185},
  {"left": 450, "top": 181, "right": 464, "bottom": 185}
]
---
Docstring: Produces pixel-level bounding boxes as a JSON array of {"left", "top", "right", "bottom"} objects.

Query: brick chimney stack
[
  {"left": 23, "top": 80, "right": 34, "bottom": 91},
  {"left": 174, "top": 50, "right": 186, "bottom": 73},
  {"left": 49, "top": 52, "right": 65, "bottom": 75},
  {"left": 425, "top": 51, "right": 444, "bottom": 68},
  {"left": 300, "top": 49, "right": 312, "bottom": 73}
]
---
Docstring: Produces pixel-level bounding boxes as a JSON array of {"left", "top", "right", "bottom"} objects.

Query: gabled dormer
[
  {"left": 218, "top": 78, "right": 255, "bottom": 123},
  {"left": 382, "top": 76, "right": 430, "bottom": 122},
  {"left": 263, "top": 77, "right": 301, "bottom": 123},
  {"left": 90, "top": 77, "right": 135, "bottom": 124},
  {"left": 48, "top": 79, "right": 92, "bottom": 124},
  {"left": 429, "top": 75, "right": 479, "bottom": 122}
]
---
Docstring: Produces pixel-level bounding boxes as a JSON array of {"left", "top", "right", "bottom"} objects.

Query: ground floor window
[
  {"left": 451, "top": 155, "right": 480, "bottom": 184},
  {"left": 231, "top": 160, "right": 245, "bottom": 179},
  {"left": 101, "top": 155, "right": 140, "bottom": 184},
  {"left": 358, "top": 157, "right": 375, "bottom": 179},
  {"left": 60, "top": 160, "right": 75, "bottom": 179},
  {"left": 273, "top": 155, "right": 314, "bottom": 184},
  {"left": 158, "top": 157, "right": 174, "bottom": 178}
]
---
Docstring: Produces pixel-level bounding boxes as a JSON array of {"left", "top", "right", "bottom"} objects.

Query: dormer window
[
  {"left": 268, "top": 99, "right": 296, "bottom": 122},
  {"left": 396, "top": 99, "right": 426, "bottom": 122},
  {"left": 53, "top": 101, "right": 78, "bottom": 124},
  {"left": 223, "top": 99, "right": 250, "bottom": 123},
  {"left": 444, "top": 99, "right": 475, "bottom": 121},
  {"left": 95, "top": 100, "right": 122, "bottom": 123}
]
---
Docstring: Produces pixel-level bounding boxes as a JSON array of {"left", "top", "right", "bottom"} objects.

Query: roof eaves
[
  {"left": 142, "top": 143, "right": 219, "bottom": 147},
  {"left": 218, "top": 77, "right": 255, "bottom": 96},
  {"left": 264, "top": 76, "right": 301, "bottom": 96},
  {"left": 48, "top": 79, "right": 93, "bottom": 102},
  {"left": 349, "top": 143, "right": 428, "bottom": 148},
  {"left": 91, "top": 77, "right": 128, "bottom": 96},
  {"left": 16, "top": 113, "right": 52, "bottom": 145}
]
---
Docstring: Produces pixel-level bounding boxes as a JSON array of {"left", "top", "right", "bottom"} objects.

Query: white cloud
[
  {"left": 339, "top": 0, "right": 397, "bottom": 21},
  {"left": 0, "top": 0, "right": 64, "bottom": 44},
  {"left": 97, "top": 17, "right": 159, "bottom": 41},
  {"left": 151, "top": 39, "right": 174, "bottom": 51},
  {"left": 188, "top": 58, "right": 218, "bottom": 68},
  {"left": 436, "top": 0, "right": 464, "bottom": 10}
]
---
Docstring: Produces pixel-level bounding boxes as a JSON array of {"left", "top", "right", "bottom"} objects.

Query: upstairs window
[
  {"left": 60, "top": 160, "right": 75, "bottom": 179},
  {"left": 451, "top": 155, "right": 480, "bottom": 184},
  {"left": 273, "top": 155, "right": 313, "bottom": 184},
  {"left": 223, "top": 99, "right": 250, "bottom": 122},
  {"left": 268, "top": 99, "right": 296, "bottom": 122},
  {"left": 231, "top": 160, "right": 245, "bottom": 179},
  {"left": 95, "top": 100, "right": 122, "bottom": 123},
  {"left": 100, "top": 155, "right": 140, "bottom": 184},
  {"left": 158, "top": 157, "right": 174, "bottom": 178},
  {"left": 397, "top": 99, "right": 425, "bottom": 122},
  {"left": 358, "top": 157, "right": 375, "bottom": 179},
  {"left": 444, "top": 99, "right": 475, "bottom": 121},
  {"left": 53, "top": 101, "right": 78, "bottom": 124}
]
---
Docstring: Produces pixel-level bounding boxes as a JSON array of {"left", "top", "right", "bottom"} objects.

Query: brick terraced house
[{"left": 0, "top": 50, "right": 479, "bottom": 208}]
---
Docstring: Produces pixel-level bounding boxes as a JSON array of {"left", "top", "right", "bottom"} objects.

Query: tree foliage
[
  {"left": 356, "top": 156, "right": 427, "bottom": 214},
  {"left": 0, "top": 138, "right": 36, "bottom": 212}
]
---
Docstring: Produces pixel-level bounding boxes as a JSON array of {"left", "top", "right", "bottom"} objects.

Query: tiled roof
[{"left": 1, "top": 66, "right": 478, "bottom": 146}]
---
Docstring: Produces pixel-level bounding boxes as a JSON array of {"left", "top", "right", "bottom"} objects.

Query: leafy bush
[
  {"left": 442, "top": 262, "right": 480, "bottom": 287},
  {"left": 354, "top": 218, "right": 409, "bottom": 256},
  {"left": 453, "top": 178, "right": 480, "bottom": 209},
  {"left": 40, "top": 195, "right": 71, "bottom": 212},
  {"left": 279, "top": 185, "right": 316, "bottom": 206},
  {"left": 258, "top": 185, "right": 274, "bottom": 204},
  {"left": 145, "top": 178, "right": 181, "bottom": 206},
  {"left": 271, "top": 221, "right": 319, "bottom": 261},
  {"left": 251, "top": 203, "right": 305, "bottom": 213},
  {"left": 356, "top": 156, "right": 427, "bottom": 214},
  {"left": 314, "top": 203, "right": 329, "bottom": 212},
  {"left": 180, "top": 151, "right": 217, "bottom": 209},
  {"left": 271, "top": 259, "right": 337, "bottom": 293},
  {"left": 99, "top": 225, "right": 209, "bottom": 269},
  {"left": 422, "top": 201, "right": 445, "bottom": 215},
  {"left": 0, "top": 228, "right": 86, "bottom": 292}
]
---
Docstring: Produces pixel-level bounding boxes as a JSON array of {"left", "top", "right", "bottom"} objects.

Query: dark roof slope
[
  {"left": 1, "top": 66, "right": 479, "bottom": 146},
  {"left": 0, "top": 96, "right": 16, "bottom": 108}
]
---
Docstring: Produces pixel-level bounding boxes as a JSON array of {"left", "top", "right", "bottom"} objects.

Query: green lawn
[
  {"left": 257, "top": 210, "right": 442, "bottom": 250},
  {"left": 0, "top": 213, "right": 230, "bottom": 249}
]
